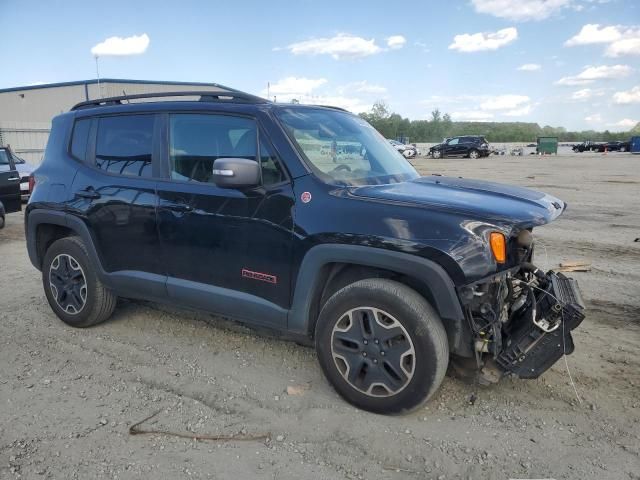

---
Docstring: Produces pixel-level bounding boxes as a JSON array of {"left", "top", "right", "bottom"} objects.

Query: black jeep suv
[
  {"left": 429, "top": 136, "right": 490, "bottom": 159},
  {"left": 25, "top": 90, "right": 584, "bottom": 414}
]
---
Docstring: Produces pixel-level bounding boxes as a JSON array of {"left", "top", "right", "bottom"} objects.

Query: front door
[
  {"left": 156, "top": 112, "right": 293, "bottom": 327},
  {"left": 0, "top": 148, "right": 22, "bottom": 214},
  {"left": 443, "top": 138, "right": 463, "bottom": 157}
]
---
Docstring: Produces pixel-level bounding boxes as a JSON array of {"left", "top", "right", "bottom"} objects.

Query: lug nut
[
  {"left": 380, "top": 351, "right": 385, "bottom": 356},
  {"left": 373, "top": 359, "right": 378, "bottom": 364},
  {"left": 363, "top": 340, "right": 368, "bottom": 345},
  {"left": 374, "top": 339, "right": 379, "bottom": 344},
  {"left": 362, "top": 352, "right": 367, "bottom": 357}
]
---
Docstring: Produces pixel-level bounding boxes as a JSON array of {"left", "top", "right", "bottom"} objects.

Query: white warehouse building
[{"left": 0, "top": 79, "right": 230, "bottom": 164}]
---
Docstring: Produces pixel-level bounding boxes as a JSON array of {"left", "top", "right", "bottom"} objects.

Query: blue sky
[{"left": 1, "top": 0, "right": 639, "bottom": 130}]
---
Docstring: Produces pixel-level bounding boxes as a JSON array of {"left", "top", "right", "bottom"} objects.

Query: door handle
[
  {"left": 162, "top": 201, "right": 193, "bottom": 212},
  {"left": 169, "top": 203, "right": 193, "bottom": 212},
  {"left": 75, "top": 188, "right": 101, "bottom": 200},
  {"left": 7, "top": 176, "right": 19, "bottom": 181}
]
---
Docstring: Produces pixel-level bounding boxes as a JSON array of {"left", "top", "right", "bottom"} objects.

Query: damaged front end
[{"left": 457, "top": 231, "right": 586, "bottom": 382}]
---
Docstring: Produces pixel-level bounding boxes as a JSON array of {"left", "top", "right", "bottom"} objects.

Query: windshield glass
[{"left": 277, "top": 108, "right": 418, "bottom": 186}]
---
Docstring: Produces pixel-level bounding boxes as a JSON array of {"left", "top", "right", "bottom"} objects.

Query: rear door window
[{"left": 95, "top": 115, "right": 155, "bottom": 177}]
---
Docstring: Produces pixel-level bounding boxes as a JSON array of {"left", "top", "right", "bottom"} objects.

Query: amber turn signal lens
[{"left": 490, "top": 232, "right": 506, "bottom": 263}]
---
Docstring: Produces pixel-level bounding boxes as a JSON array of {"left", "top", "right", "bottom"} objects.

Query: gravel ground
[{"left": 1, "top": 152, "right": 639, "bottom": 479}]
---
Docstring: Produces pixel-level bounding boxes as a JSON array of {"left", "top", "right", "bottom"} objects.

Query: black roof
[{"left": 70, "top": 90, "right": 269, "bottom": 110}]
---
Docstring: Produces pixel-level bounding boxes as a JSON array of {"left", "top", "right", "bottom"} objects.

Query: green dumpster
[{"left": 537, "top": 136, "right": 558, "bottom": 154}]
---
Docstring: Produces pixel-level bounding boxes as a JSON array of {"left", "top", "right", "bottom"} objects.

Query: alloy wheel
[
  {"left": 49, "top": 253, "right": 88, "bottom": 315},
  {"left": 331, "top": 307, "right": 416, "bottom": 397}
]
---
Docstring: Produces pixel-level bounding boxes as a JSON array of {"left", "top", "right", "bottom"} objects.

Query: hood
[
  {"left": 349, "top": 175, "right": 566, "bottom": 228},
  {"left": 15, "top": 162, "right": 35, "bottom": 175}
]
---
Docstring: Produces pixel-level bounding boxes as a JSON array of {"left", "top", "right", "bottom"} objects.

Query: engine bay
[{"left": 458, "top": 232, "right": 586, "bottom": 381}]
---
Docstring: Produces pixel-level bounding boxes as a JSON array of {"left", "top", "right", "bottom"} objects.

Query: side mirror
[{"left": 211, "top": 158, "right": 260, "bottom": 188}]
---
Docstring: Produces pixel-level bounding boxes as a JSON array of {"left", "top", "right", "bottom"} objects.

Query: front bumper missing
[{"left": 496, "top": 272, "right": 585, "bottom": 378}]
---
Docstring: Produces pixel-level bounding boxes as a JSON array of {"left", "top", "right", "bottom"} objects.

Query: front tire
[
  {"left": 42, "top": 236, "right": 117, "bottom": 328},
  {"left": 431, "top": 150, "right": 442, "bottom": 159},
  {"left": 315, "top": 279, "right": 449, "bottom": 414}
]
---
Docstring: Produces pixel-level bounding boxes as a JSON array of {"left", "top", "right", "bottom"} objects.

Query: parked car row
[{"left": 572, "top": 140, "right": 631, "bottom": 153}]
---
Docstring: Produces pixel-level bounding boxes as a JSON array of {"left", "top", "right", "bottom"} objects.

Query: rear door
[
  {"left": 0, "top": 148, "right": 21, "bottom": 213},
  {"left": 69, "top": 114, "right": 165, "bottom": 296}
]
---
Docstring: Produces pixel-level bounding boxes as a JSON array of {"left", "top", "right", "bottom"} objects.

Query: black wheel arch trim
[
  {"left": 26, "top": 211, "right": 469, "bottom": 354},
  {"left": 288, "top": 244, "right": 469, "bottom": 355}
]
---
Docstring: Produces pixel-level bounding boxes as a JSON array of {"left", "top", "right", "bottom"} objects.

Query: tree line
[{"left": 359, "top": 101, "right": 639, "bottom": 143}]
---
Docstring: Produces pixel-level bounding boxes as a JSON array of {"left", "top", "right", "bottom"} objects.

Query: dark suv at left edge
[
  {"left": 0, "top": 146, "right": 22, "bottom": 228},
  {"left": 429, "top": 136, "right": 490, "bottom": 159},
  {"left": 25, "top": 90, "right": 584, "bottom": 414}
]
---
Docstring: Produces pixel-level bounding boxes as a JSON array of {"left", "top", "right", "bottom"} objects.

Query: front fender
[{"left": 287, "top": 244, "right": 469, "bottom": 355}]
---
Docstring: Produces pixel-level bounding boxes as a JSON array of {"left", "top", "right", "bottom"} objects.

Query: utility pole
[{"left": 95, "top": 56, "right": 102, "bottom": 98}]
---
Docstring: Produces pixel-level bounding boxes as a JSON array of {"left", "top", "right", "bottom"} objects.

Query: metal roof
[{"left": 0, "top": 78, "right": 228, "bottom": 94}]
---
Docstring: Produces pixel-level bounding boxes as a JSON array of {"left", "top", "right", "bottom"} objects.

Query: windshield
[{"left": 277, "top": 107, "right": 418, "bottom": 186}]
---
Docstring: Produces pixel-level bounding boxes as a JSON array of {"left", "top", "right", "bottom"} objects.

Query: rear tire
[
  {"left": 315, "top": 279, "right": 449, "bottom": 414},
  {"left": 468, "top": 149, "right": 480, "bottom": 159},
  {"left": 42, "top": 236, "right": 117, "bottom": 328},
  {"left": 0, "top": 215, "right": 4, "bottom": 229}
]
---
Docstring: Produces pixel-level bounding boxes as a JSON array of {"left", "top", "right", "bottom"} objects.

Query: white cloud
[
  {"left": 504, "top": 104, "right": 533, "bottom": 116},
  {"left": 613, "top": 118, "right": 638, "bottom": 129},
  {"left": 425, "top": 93, "right": 533, "bottom": 118},
  {"left": 309, "top": 95, "right": 371, "bottom": 113},
  {"left": 480, "top": 94, "right": 530, "bottom": 110},
  {"left": 451, "top": 110, "right": 494, "bottom": 121},
  {"left": 386, "top": 35, "right": 406, "bottom": 49},
  {"left": 260, "top": 77, "right": 371, "bottom": 113},
  {"left": 284, "top": 34, "right": 382, "bottom": 60},
  {"left": 555, "top": 64, "right": 632, "bottom": 85},
  {"left": 565, "top": 24, "right": 623, "bottom": 46},
  {"left": 584, "top": 113, "right": 602, "bottom": 122},
  {"left": 606, "top": 37, "right": 640, "bottom": 57},
  {"left": 91, "top": 33, "right": 150, "bottom": 57},
  {"left": 471, "top": 0, "right": 571, "bottom": 22},
  {"left": 613, "top": 85, "right": 640, "bottom": 104},
  {"left": 517, "top": 63, "right": 541, "bottom": 71},
  {"left": 565, "top": 24, "right": 640, "bottom": 57},
  {"left": 414, "top": 41, "right": 430, "bottom": 52},
  {"left": 338, "top": 81, "right": 387, "bottom": 95},
  {"left": 263, "top": 77, "right": 327, "bottom": 98},
  {"left": 449, "top": 27, "right": 517, "bottom": 53},
  {"left": 570, "top": 88, "right": 605, "bottom": 100}
]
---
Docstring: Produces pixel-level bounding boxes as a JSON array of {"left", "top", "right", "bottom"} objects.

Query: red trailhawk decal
[{"left": 242, "top": 269, "right": 277, "bottom": 284}]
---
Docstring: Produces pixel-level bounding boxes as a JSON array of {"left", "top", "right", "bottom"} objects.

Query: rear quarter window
[{"left": 70, "top": 118, "right": 91, "bottom": 161}]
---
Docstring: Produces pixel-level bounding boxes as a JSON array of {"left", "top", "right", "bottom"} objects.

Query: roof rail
[{"left": 71, "top": 90, "right": 269, "bottom": 111}]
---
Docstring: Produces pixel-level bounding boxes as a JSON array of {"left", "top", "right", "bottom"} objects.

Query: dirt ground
[{"left": 1, "top": 152, "right": 639, "bottom": 480}]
